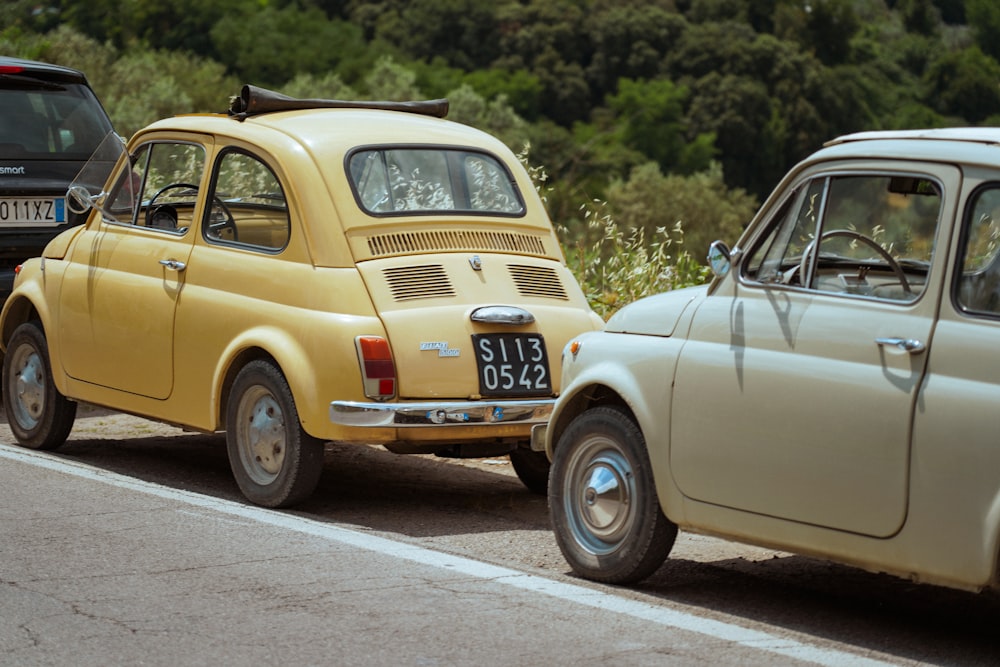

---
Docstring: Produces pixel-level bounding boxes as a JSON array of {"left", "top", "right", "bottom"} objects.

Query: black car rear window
[{"left": 0, "top": 83, "right": 112, "bottom": 160}]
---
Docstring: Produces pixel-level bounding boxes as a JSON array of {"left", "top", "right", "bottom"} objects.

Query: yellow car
[
  {"left": 547, "top": 128, "right": 1000, "bottom": 593},
  {"left": 0, "top": 85, "right": 602, "bottom": 507}
]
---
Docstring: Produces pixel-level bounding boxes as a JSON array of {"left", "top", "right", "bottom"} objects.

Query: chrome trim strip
[{"left": 330, "top": 399, "right": 554, "bottom": 428}]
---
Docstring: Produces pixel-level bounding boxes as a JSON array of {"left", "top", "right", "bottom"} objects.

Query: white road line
[{"left": 0, "top": 443, "right": 899, "bottom": 667}]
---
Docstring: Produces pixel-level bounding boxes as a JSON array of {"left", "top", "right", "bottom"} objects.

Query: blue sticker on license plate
[{"left": 472, "top": 333, "right": 551, "bottom": 397}]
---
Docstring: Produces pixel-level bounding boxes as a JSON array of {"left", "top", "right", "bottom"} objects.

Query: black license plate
[{"left": 472, "top": 333, "right": 551, "bottom": 397}]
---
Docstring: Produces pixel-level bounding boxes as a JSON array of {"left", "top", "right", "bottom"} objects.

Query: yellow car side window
[{"left": 204, "top": 150, "right": 290, "bottom": 251}]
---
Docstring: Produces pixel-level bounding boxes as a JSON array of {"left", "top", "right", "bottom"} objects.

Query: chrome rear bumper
[{"left": 330, "top": 399, "right": 554, "bottom": 428}]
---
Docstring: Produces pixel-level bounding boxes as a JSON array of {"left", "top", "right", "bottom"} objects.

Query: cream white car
[
  {"left": 0, "top": 86, "right": 602, "bottom": 508},
  {"left": 545, "top": 128, "right": 1000, "bottom": 592}
]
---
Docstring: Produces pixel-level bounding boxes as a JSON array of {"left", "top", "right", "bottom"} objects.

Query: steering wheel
[
  {"left": 145, "top": 182, "right": 237, "bottom": 240},
  {"left": 206, "top": 198, "right": 238, "bottom": 242},
  {"left": 797, "top": 229, "right": 912, "bottom": 295}
]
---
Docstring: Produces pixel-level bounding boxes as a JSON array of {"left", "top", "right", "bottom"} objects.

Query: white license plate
[
  {"left": 0, "top": 197, "right": 66, "bottom": 225},
  {"left": 472, "top": 333, "right": 551, "bottom": 397}
]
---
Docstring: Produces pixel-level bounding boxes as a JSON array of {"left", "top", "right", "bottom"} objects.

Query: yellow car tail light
[{"left": 355, "top": 335, "right": 396, "bottom": 400}]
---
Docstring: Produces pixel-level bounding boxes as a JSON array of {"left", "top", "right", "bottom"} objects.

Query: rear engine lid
[{"left": 356, "top": 253, "right": 596, "bottom": 399}]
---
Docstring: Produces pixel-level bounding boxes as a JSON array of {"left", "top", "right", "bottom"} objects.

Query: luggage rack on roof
[{"left": 227, "top": 84, "right": 449, "bottom": 120}]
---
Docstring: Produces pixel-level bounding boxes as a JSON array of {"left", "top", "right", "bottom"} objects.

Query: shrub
[
  {"left": 518, "top": 145, "right": 711, "bottom": 318},
  {"left": 567, "top": 201, "right": 710, "bottom": 319}
]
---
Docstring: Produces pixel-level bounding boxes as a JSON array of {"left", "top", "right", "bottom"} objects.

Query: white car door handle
[
  {"left": 159, "top": 259, "right": 187, "bottom": 271},
  {"left": 875, "top": 337, "right": 925, "bottom": 354}
]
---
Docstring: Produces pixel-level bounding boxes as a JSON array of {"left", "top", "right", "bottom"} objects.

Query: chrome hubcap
[
  {"left": 10, "top": 344, "right": 44, "bottom": 429},
  {"left": 238, "top": 386, "right": 286, "bottom": 483},
  {"left": 579, "top": 458, "right": 631, "bottom": 540},
  {"left": 564, "top": 435, "right": 636, "bottom": 556}
]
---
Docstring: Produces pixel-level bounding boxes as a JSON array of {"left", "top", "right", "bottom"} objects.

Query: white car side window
[
  {"left": 744, "top": 173, "right": 942, "bottom": 302},
  {"left": 957, "top": 186, "right": 1000, "bottom": 314}
]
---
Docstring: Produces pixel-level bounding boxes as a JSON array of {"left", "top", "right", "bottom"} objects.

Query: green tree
[
  {"left": 410, "top": 57, "right": 465, "bottom": 100},
  {"left": 211, "top": 5, "right": 366, "bottom": 86},
  {"left": 280, "top": 72, "right": 359, "bottom": 101},
  {"left": 101, "top": 49, "right": 237, "bottom": 135},
  {"left": 930, "top": 0, "right": 964, "bottom": 23},
  {"left": 775, "top": 0, "right": 860, "bottom": 65},
  {"left": 604, "top": 161, "right": 758, "bottom": 262},
  {"left": 664, "top": 20, "right": 760, "bottom": 80},
  {"left": 688, "top": 0, "right": 748, "bottom": 24},
  {"left": 59, "top": 0, "right": 142, "bottom": 49},
  {"left": 686, "top": 73, "right": 775, "bottom": 195},
  {"left": 896, "top": 0, "right": 942, "bottom": 36},
  {"left": 966, "top": 0, "right": 1000, "bottom": 62},
  {"left": 1, "top": 25, "right": 117, "bottom": 83},
  {"left": 129, "top": 0, "right": 245, "bottom": 57},
  {"left": 367, "top": 0, "right": 501, "bottom": 70},
  {"left": 532, "top": 51, "right": 593, "bottom": 126},
  {"left": 584, "top": 4, "right": 687, "bottom": 97},
  {"left": 57, "top": 0, "right": 245, "bottom": 57},
  {"left": 462, "top": 68, "right": 544, "bottom": 120},
  {"left": 360, "top": 56, "right": 424, "bottom": 101},
  {"left": 666, "top": 27, "right": 842, "bottom": 196},
  {"left": 0, "top": 0, "right": 61, "bottom": 34},
  {"left": 491, "top": 0, "right": 595, "bottom": 125},
  {"left": 746, "top": 0, "right": 779, "bottom": 33},
  {"left": 445, "top": 84, "right": 529, "bottom": 150},
  {"left": 922, "top": 46, "right": 1000, "bottom": 123},
  {"left": 494, "top": 0, "right": 590, "bottom": 69},
  {"left": 608, "top": 78, "right": 716, "bottom": 175}
]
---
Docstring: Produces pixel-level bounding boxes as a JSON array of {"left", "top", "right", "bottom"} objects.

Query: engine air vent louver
[
  {"left": 508, "top": 264, "right": 569, "bottom": 300},
  {"left": 367, "top": 230, "right": 545, "bottom": 257},
  {"left": 383, "top": 264, "right": 456, "bottom": 301}
]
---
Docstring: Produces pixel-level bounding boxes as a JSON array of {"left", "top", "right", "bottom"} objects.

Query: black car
[{"left": 0, "top": 57, "right": 117, "bottom": 300}]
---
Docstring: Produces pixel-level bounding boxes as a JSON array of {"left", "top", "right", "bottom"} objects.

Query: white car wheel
[{"left": 549, "top": 405, "right": 677, "bottom": 584}]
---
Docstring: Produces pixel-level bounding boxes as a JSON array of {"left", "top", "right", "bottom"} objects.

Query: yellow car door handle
[{"left": 158, "top": 259, "right": 187, "bottom": 271}]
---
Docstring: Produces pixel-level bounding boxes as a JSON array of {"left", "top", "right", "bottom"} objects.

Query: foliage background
[{"left": 3, "top": 0, "right": 996, "bottom": 314}]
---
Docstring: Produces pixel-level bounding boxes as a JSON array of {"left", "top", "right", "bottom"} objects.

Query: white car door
[{"left": 669, "top": 161, "right": 959, "bottom": 537}]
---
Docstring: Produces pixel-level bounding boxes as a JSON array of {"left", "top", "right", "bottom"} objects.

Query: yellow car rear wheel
[{"left": 226, "top": 360, "right": 324, "bottom": 508}]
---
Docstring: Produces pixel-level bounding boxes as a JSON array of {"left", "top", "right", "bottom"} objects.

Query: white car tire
[{"left": 549, "top": 405, "right": 677, "bottom": 584}]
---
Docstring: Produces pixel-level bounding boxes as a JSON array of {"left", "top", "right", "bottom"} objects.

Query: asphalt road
[{"left": 1, "top": 407, "right": 998, "bottom": 666}]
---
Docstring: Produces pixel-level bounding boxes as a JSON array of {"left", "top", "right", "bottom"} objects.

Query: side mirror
[
  {"left": 66, "top": 184, "right": 96, "bottom": 215},
  {"left": 707, "top": 240, "right": 731, "bottom": 278}
]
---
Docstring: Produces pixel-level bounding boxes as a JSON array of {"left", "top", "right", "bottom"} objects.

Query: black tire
[
  {"left": 226, "top": 360, "right": 324, "bottom": 508},
  {"left": 509, "top": 446, "right": 550, "bottom": 495},
  {"left": 1, "top": 321, "right": 76, "bottom": 450},
  {"left": 549, "top": 405, "right": 677, "bottom": 584}
]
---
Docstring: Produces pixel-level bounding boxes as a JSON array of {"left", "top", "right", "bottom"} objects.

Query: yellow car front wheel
[{"left": 2, "top": 321, "right": 76, "bottom": 450}]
